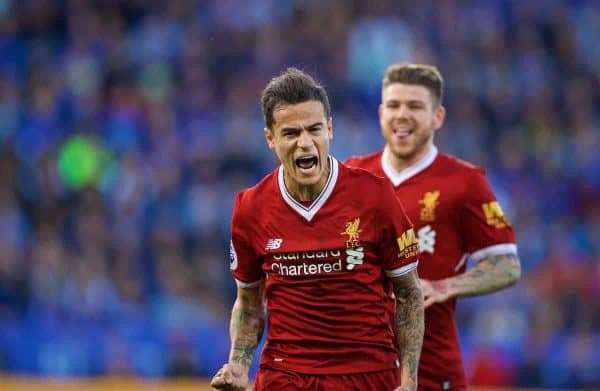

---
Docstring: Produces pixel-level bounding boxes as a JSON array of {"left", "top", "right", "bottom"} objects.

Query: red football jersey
[
  {"left": 230, "top": 156, "right": 420, "bottom": 375},
  {"left": 346, "top": 146, "right": 517, "bottom": 390}
]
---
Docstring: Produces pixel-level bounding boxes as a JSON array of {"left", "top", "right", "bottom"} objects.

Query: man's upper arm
[
  {"left": 474, "top": 252, "right": 521, "bottom": 281},
  {"left": 230, "top": 192, "right": 264, "bottom": 287},
  {"left": 390, "top": 269, "right": 421, "bottom": 293},
  {"left": 460, "top": 169, "right": 518, "bottom": 262},
  {"left": 376, "top": 179, "right": 420, "bottom": 275}
]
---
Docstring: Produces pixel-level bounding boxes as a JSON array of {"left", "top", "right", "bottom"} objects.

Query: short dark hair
[
  {"left": 383, "top": 64, "right": 444, "bottom": 106},
  {"left": 261, "top": 67, "right": 331, "bottom": 129}
]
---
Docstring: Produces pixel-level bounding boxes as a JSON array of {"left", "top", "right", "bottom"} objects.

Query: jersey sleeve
[
  {"left": 460, "top": 169, "right": 517, "bottom": 262},
  {"left": 230, "top": 191, "right": 264, "bottom": 287},
  {"left": 376, "top": 180, "right": 420, "bottom": 278}
]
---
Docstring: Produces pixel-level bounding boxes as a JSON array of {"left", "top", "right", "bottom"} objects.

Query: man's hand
[
  {"left": 210, "top": 362, "right": 251, "bottom": 391},
  {"left": 421, "top": 253, "right": 521, "bottom": 308},
  {"left": 215, "top": 284, "right": 264, "bottom": 390},
  {"left": 420, "top": 278, "right": 451, "bottom": 308}
]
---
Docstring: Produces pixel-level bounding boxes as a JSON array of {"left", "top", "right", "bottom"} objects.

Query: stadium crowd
[{"left": 0, "top": 0, "right": 598, "bottom": 388}]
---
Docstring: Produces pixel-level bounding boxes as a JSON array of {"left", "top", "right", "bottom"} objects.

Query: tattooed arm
[
  {"left": 228, "top": 283, "right": 266, "bottom": 367},
  {"left": 211, "top": 283, "right": 265, "bottom": 391},
  {"left": 421, "top": 253, "right": 521, "bottom": 308},
  {"left": 391, "top": 269, "right": 424, "bottom": 391}
]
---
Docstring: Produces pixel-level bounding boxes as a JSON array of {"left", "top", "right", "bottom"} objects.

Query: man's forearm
[
  {"left": 228, "top": 298, "right": 265, "bottom": 368},
  {"left": 447, "top": 253, "right": 521, "bottom": 298},
  {"left": 394, "top": 274, "right": 425, "bottom": 387}
]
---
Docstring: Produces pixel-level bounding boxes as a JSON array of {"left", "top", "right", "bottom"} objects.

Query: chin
[
  {"left": 391, "top": 146, "right": 415, "bottom": 159},
  {"left": 297, "top": 176, "right": 321, "bottom": 187}
]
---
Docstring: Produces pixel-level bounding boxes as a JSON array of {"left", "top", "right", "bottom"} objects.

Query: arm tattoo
[
  {"left": 229, "top": 300, "right": 265, "bottom": 368},
  {"left": 450, "top": 253, "right": 521, "bottom": 298},
  {"left": 394, "top": 273, "right": 424, "bottom": 385}
]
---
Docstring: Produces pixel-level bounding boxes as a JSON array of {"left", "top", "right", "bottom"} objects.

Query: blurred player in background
[
  {"left": 346, "top": 64, "right": 521, "bottom": 390},
  {"left": 211, "top": 68, "right": 424, "bottom": 391}
]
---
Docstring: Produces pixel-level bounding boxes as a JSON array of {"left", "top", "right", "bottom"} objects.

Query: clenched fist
[{"left": 211, "top": 362, "right": 251, "bottom": 391}]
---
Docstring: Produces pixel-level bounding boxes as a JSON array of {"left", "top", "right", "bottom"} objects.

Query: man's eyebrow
[
  {"left": 280, "top": 122, "right": 322, "bottom": 132},
  {"left": 385, "top": 98, "right": 426, "bottom": 105},
  {"left": 280, "top": 126, "right": 300, "bottom": 133}
]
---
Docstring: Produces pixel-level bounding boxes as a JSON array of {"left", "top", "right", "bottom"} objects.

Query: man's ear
[
  {"left": 432, "top": 105, "right": 446, "bottom": 131},
  {"left": 264, "top": 127, "right": 275, "bottom": 149}
]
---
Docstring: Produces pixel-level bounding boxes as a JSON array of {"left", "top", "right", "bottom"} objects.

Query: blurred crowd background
[{"left": 0, "top": 0, "right": 599, "bottom": 389}]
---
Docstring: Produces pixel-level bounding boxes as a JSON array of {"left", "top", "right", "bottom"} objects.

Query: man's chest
[
  {"left": 396, "top": 181, "right": 458, "bottom": 225},
  {"left": 395, "top": 182, "right": 461, "bottom": 256},
  {"left": 251, "top": 204, "right": 381, "bottom": 279}
]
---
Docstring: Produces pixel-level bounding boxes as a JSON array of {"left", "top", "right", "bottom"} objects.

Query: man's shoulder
[
  {"left": 428, "top": 152, "right": 490, "bottom": 199},
  {"left": 344, "top": 150, "right": 383, "bottom": 169},
  {"left": 337, "top": 162, "right": 393, "bottom": 208},
  {"left": 436, "top": 152, "right": 486, "bottom": 176},
  {"left": 340, "top": 158, "right": 387, "bottom": 186},
  {"left": 235, "top": 169, "right": 278, "bottom": 208}
]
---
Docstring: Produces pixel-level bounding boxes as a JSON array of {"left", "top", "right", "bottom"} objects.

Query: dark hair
[
  {"left": 383, "top": 63, "right": 444, "bottom": 106},
  {"left": 261, "top": 67, "right": 331, "bottom": 129}
]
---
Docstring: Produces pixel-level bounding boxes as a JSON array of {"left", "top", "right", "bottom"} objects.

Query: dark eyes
[
  {"left": 282, "top": 126, "right": 322, "bottom": 136},
  {"left": 386, "top": 103, "right": 424, "bottom": 110}
]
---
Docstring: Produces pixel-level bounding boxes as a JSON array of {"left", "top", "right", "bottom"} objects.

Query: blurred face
[
  {"left": 265, "top": 100, "right": 333, "bottom": 200},
  {"left": 379, "top": 83, "right": 445, "bottom": 166}
]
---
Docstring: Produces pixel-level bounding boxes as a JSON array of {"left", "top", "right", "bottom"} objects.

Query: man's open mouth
[
  {"left": 393, "top": 128, "right": 414, "bottom": 136},
  {"left": 295, "top": 155, "right": 318, "bottom": 170}
]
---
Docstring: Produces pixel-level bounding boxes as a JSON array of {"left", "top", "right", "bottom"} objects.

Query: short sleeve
[
  {"left": 376, "top": 181, "right": 420, "bottom": 278},
  {"left": 460, "top": 170, "right": 517, "bottom": 262},
  {"left": 230, "top": 192, "right": 264, "bottom": 287}
]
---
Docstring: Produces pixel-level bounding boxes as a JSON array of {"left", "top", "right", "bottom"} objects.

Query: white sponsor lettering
[
  {"left": 271, "top": 260, "right": 343, "bottom": 276},
  {"left": 417, "top": 225, "right": 436, "bottom": 254},
  {"left": 346, "top": 247, "right": 364, "bottom": 270},
  {"left": 273, "top": 249, "right": 341, "bottom": 260}
]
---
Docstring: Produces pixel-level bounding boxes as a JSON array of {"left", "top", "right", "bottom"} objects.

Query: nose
[
  {"left": 297, "top": 130, "right": 312, "bottom": 148},
  {"left": 396, "top": 104, "right": 410, "bottom": 119}
]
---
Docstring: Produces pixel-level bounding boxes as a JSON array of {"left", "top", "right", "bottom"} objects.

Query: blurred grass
[
  {"left": 0, "top": 377, "right": 214, "bottom": 391},
  {"left": 0, "top": 377, "right": 567, "bottom": 390}
]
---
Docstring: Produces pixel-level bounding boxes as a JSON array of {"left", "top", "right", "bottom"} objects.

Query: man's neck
[{"left": 285, "top": 159, "right": 331, "bottom": 202}]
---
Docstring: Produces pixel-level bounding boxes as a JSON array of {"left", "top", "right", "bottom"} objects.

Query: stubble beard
[{"left": 389, "top": 132, "right": 433, "bottom": 165}]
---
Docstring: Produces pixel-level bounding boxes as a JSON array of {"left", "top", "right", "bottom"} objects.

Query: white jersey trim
[
  {"left": 381, "top": 145, "right": 438, "bottom": 186},
  {"left": 385, "top": 261, "right": 419, "bottom": 278},
  {"left": 234, "top": 278, "right": 264, "bottom": 288},
  {"left": 454, "top": 253, "right": 468, "bottom": 272},
  {"left": 469, "top": 243, "right": 518, "bottom": 263},
  {"left": 278, "top": 156, "right": 339, "bottom": 222}
]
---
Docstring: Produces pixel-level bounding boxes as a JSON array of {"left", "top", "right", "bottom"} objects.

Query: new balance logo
[
  {"left": 417, "top": 225, "right": 436, "bottom": 254},
  {"left": 265, "top": 238, "right": 283, "bottom": 250}
]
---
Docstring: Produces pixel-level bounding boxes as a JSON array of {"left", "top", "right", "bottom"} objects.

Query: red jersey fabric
[
  {"left": 230, "top": 156, "right": 419, "bottom": 375},
  {"left": 254, "top": 366, "right": 400, "bottom": 390},
  {"left": 346, "top": 146, "right": 517, "bottom": 390}
]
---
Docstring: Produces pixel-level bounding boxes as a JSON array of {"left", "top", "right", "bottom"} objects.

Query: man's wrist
[
  {"left": 444, "top": 277, "right": 459, "bottom": 299},
  {"left": 400, "top": 378, "right": 417, "bottom": 391},
  {"left": 229, "top": 358, "right": 252, "bottom": 370}
]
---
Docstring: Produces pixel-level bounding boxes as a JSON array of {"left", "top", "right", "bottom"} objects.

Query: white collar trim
[
  {"left": 381, "top": 145, "right": 438, "bottom": 186},
  {"left": 278, "top": 156, "right": 339, "bottom": 222}
]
